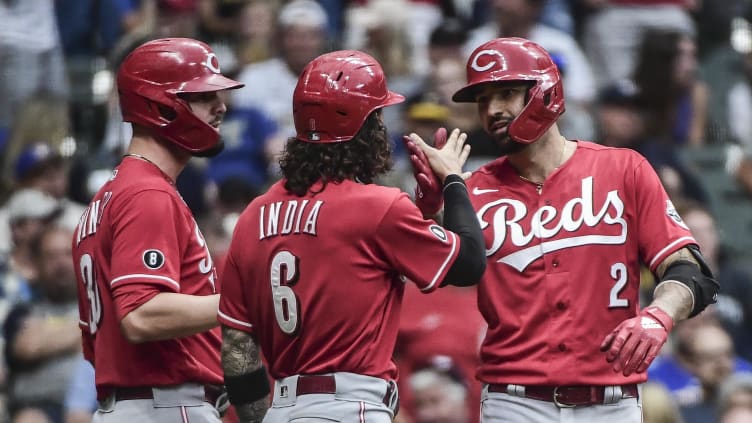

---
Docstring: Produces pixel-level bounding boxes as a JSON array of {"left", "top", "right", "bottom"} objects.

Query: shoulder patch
[
  {"left": 142, "top": 249, "right": 165, "bottom": 270},
  {"left": 429, "top": 224, "right": 448, "bottom": 242},
  {"left": 665, "top": 200, "right": 689, "bottom": 230}
]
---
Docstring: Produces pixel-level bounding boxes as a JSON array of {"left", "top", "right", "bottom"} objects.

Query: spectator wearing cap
[
  {"left": 595, "top": 79, "right": 643, "bottom": 148},
  {"left": 405, "top": 356, "right": 471, "bottom": 423},
  {"left": 12, "top": 142, "right": 85, "bottom": 233},
  {"left": 395, "top": 282, "right": 485, "bottom": 423},
  {"left": 381, "top": 91, "right": 451, "bottom": 192},
  {"left": 0, "top": 188, "right": 59, "bottom": 310},
  {"left": 231, "top": 0, "right": 330, "bottom": 140},
  {"left": 3, "top": 189, "right": 62, "bottom": 287}
]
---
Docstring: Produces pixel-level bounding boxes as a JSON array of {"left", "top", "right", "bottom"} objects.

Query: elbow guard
[
  {"left": 225, "top": 366, "right": 271, "bottom": 405},
  {"left": 660, "top": 245, "right": 719, "bottom": 317}
]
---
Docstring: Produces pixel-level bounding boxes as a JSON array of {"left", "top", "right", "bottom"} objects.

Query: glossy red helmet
[
  {"left": 453, "top": 37, "right": 565, "bottom": 144},
  {"left": 293, "top": 50, "right": 404, "bottom": 143},
  {"left": 117, "top": 38, "right": 244, "bottom": 154}
]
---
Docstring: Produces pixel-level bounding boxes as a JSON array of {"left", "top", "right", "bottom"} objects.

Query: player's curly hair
[{"left": 280, "top": 111, "right": 393, "bottom": 196}]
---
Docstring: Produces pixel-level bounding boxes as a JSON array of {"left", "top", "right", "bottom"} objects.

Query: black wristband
[
  {"left": 442, "top": 174, "right": 466, "bottom": 191},
  {"left": 225, "top": 366, "right": 271, "bottom": 405}
]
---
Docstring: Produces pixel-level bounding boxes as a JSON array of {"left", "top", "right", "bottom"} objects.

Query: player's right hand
[{"left": 403, "top": 127, "right": 449, "bottom": 216}]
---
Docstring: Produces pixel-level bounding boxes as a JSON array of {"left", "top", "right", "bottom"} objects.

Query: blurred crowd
[{"left": 3, "top": 0, "right": 752, "bottom": 422}]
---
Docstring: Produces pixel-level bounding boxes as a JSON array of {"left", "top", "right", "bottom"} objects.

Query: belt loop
[
  {"left": 507, "top": 384, "right": 525, "bottom": 397},
  {"left": 602, "top": 385, "right": 622, "bottom": 404}
]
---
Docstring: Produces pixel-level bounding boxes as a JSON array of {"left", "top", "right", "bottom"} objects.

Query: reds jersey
[
  {"left": 73, "top": 157, "right": 222, "bottom": 392},
  {"left": 467, "top": 141, "right": 696, "bottom": 386},
  {"left": 219, "top": 179, "right": 460, "bottom": 380}
]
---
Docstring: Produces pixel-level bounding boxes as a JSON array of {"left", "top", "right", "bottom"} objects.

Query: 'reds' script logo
[{"left": 478, "top": 176, "right": 626, "bottom": 271}]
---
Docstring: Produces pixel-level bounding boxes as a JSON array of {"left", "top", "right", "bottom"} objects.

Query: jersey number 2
[
  {"left": 271, "top": 251, "right": 299, "bottom": 335},
  {"left": 609, "top": 262, "right": 629, "bottom": 308}
]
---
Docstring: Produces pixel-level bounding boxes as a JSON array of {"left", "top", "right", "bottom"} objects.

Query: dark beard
[
  {"left": 494, "top": 133, "right": 527, "bottom": 156},
  {"left": 193, "top": 140, "right": 225, "bottom": 157}
]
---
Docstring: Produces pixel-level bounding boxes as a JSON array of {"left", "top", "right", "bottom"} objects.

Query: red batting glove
[
  {"left": 403, "top": 127, "right": 448, "bottom": 216},
  {"left": 600, "top": 306, "right": 674, "bottom": 376}
]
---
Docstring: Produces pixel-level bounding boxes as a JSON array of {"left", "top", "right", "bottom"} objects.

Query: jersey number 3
[
  {"left": 271, "top": 251, "right": 300, "bottom": 335},
  {"left": 79, "top": 254, "right": 103, "bottom": 334}
]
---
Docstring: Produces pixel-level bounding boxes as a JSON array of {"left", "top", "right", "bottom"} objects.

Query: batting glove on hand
[
  {"left": 403, "top": 127, "right": 448, "bottom": 216},
  {"left": 600, "top": 306, "right": 674, "bottom": 376}
]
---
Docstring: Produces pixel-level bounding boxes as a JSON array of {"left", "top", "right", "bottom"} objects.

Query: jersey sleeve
[
  {"left": 633, "top": 158, "right": 697, "bottom": 271},
  {"left": 109, "top": 190, "right": 184, "bottom": 315},
  {"left": 217, "top": 250, "right": 255, "bottom": 334},
  {"left": 373, "top": 194, "right": 460, "bottom": 293}
]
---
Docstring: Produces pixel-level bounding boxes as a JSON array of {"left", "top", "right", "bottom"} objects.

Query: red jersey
[
  {"left": 396, "top": 284, "right": 486, "bottom": 422},
  {"left": 466, "top": 141, "right": 696, "bottom": 386},
  {"left": 72, "top": 157, "right": 222, "bottom": 392},
  {"left": 218, "top": 179, "right": 460, "bottom": 380}
]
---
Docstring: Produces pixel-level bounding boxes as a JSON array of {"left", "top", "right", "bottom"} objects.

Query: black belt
[
  {"left": 488, "top": 384, "right": 638, "bottom": 408},
  {"left": 295, "top": 375, "right": 395, "bottom": 408},
  {"left": 110, "top": 385, "right": 223, "bottom": 405}
]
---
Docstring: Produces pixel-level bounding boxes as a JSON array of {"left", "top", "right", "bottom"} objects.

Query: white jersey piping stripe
[
  {"left": 648, "top": 236, "right": 696, "bottom": 269},
  {"left": 422, "top": 231, "right": 458, "bottom": 292},
  {"left": 110, "top": 274, "right": 180, "bottom": 289},
  {"left": 79, "top": 320, "right": 89, "bottom": 327},
  {"left": 218, "top": 310, "right": 254, "bottom": 328}
]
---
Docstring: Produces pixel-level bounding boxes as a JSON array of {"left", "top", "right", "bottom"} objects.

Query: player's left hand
[{"left": 600, "top": 306, "right": 674, "bottom": 376}]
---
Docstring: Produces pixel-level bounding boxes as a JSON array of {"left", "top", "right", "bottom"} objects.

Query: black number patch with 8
[{"left": 142, "top": 249, "right": 165, "bottom": 270}]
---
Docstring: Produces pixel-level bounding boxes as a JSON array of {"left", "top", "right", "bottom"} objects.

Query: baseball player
[
  {"left": 72, "top": 38, "right": 243, "bottom": 423},
  {"left": 405, "top": 37, "right": 720, "bottom": 422},
  {"left": 217, "top": 50, "right": 487, "bottom": 423}
]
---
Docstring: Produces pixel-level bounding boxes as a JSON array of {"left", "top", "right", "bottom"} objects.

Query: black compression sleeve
[{"left": 441, "top": 174, "right": 486, "bottom": 286}]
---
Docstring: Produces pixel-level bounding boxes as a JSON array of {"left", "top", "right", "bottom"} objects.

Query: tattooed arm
[
  {"left": 652, "top": 246, "right": 709, "bottom": 322},
  {"left": 221, "top": 326, "right": 269, "bottom": 423}
]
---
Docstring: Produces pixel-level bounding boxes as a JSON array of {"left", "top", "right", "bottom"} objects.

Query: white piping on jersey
[
  {"left": 79, "top": 320, "right": 89, "bottom": 327},
  {"left": 110, "top": 274, "right": 180, "bottom": 290},
  {"left": 649, "top": 236, "right": 696, "bottom": 269},
  {"left": 500, "top": 232, "right": 627, "bottom": 272},
  {"left": 218, "top": 310, "right": 253, "bottom": 328},
  {"left": 422, "top": 231, "right": 458, "bottom": 292}
]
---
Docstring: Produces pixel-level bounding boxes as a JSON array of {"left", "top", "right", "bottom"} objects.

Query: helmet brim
[
  {"left": 180, "top": 74, "right": 245, "bottom": 93},
  {"left": 382, "top": 90, "right": 405, "bottom": 107},
  {"left": 452, "top": 84, "right": 480, "bottom": 103}
]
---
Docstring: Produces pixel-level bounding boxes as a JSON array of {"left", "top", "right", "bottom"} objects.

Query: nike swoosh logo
[{"left": 472, "top": 187, "right": 499, "bottom": 195}]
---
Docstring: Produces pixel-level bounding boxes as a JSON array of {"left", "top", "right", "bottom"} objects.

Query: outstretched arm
[
  {"left": 222, "top": 326, "right": 269, "bottom": 423},
  {"left": 600, "top": 245, "right": 718, "bottom": 376}
]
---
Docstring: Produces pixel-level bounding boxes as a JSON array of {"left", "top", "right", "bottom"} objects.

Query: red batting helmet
[
  {"left": 453, "top": 37, "right": 565, "bottom": 144},
  {"left": 293, "top": 50, "right": 404, "bottom": 143},
  {"left": 117, "top": 38, "right": 244, "bottom": 154}
]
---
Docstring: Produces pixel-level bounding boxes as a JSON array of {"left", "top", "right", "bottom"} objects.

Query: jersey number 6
[{"left": 271, "top": 250, "right": 300, "bottom": 335}]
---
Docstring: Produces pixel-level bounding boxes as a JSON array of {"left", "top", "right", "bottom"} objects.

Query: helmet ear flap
[{"left": 508, "top": 81, "right": 565, "bottom": 144}]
